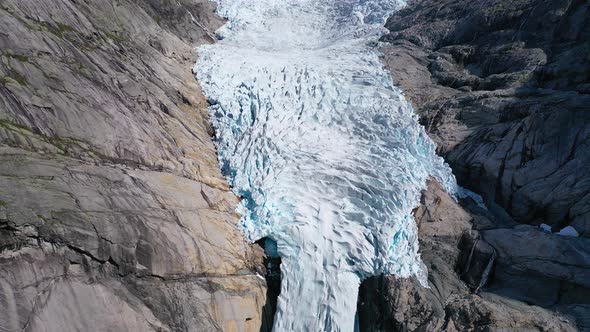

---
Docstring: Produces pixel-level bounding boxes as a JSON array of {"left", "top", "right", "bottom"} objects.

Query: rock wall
[
  {"left": 381, "top": 0, "right": 590, "bottom": 233},
  {"left": 0, "top": 1, "right": 266, "bottom": 331},
  {"left": 359, "top": 0, "right": 590, "bottom": 330},
  {"left": 359, "top": 181, "right": 577, "bottom": 331}
]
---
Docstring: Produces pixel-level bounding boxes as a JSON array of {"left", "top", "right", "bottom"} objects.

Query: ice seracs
[{"left": 195, "top": 0, "right": 458, "bottom": 330}]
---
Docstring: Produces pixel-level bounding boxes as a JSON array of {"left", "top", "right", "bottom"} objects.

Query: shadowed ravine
[{"left": 196, "top": 0, "right": 458, "bottom": 330}]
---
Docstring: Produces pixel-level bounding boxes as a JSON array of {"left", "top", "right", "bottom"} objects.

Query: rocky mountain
[
  {"left": 1, "top": 0, "right": 589, "bottom": 331},
  {"left": 0, "top": 1, "right": 266, "bottom": 331},
  {"left": 359, "top": 0, "right": 590, "bottom": 330}
]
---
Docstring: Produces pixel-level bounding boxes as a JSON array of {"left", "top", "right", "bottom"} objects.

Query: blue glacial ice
[{"left": 195, "top": 0, "right": 458, "bottom": 330}]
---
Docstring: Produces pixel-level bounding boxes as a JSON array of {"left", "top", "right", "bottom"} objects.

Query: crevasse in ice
[{"left": 195, "top": 0, "right": 458, "bottom": 330}]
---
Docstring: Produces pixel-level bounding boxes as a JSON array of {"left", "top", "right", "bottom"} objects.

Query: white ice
[
  {"left": 557, "top": 226, "right": 579, "bottom": 237},
  {"left": 540, "top": 223, "right": 553, "bottom": 233},
  {"left": 195, "top": 0, "right": 458, "bottom": 331}
]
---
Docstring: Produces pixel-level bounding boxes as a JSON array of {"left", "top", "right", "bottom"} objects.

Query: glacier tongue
[{"left": 195, "top": 0, "right": 458, "bottom": 330}]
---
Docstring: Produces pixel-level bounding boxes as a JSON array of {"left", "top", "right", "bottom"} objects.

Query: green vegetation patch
[
  {"left": 11, "top": 71, "right": 28, "bottom": 86},
  {"left": 49, "top": 136, "right": 85, "bottom": 152},
  {"left": 39, "top": 20, "right": 78, "bottom": 39},
  {"left": 56, "top": 21, "right": 76, "bottom": 34},
  {"left": 483, "top": 0, "right": 531, "bottom": 18},
  {"left": 104, "top": 31, "right": 128, "bottom": 44},
  {"left": 63, "top": 58, "right": 87, "bottom": 72},
  {"left": 0, "top": 119, "right": 33, "bottom": 132},
  {"left": 1, "top": 4, "right": 15, "bottom": 13},
  {"left": 0, "top": 119, "right": 96, "bottom": 158},
  {"left": 3, "top": 53, "right": 29, "bottom": 63},
  {"left": 1, "top": 70, "right": 28, "bottom": 87},
  {"left": 486, "top": 2, "right": 507, "bottom": 16}
]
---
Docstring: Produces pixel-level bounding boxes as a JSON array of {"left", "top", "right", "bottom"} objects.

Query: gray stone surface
[
  {"left": 483, "top": 226, "right": 590, "bottom": 328},
  {"left": 358, "top": 181, "right": 576, "bottom": 331},
  {"left": 359, "top": 0, "right": 590, "bottom": 330},
  {"left": 0, "top": 1, "right": 266, "bottom": 331},
  {"left": 380, "top": 0, "right": 590, "bottom": 234}
]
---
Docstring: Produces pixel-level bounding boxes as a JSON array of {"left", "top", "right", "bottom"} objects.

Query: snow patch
[{"left": 557, "top": 226, "right": 579, "bottom": 237}]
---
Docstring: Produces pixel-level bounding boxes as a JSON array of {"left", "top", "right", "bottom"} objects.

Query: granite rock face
[
  {"left": 380, "top": 0, "right": 590, "bottom": 234},
  {"left": 359, "top": 181, "right": 576, "bottom": 331},
  {"left": 359, "top": 0, "right": 590, "bottom": 330},
  {"left": 0, "top": 1, "right": 266, "bottom": 331}
]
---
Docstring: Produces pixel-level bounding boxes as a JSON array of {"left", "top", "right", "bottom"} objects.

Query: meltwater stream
[{"left": 196, "top": 1, "right": 457, "bottom": 330}]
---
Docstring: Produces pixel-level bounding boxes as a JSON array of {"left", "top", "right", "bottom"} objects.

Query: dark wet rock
[
  {"left": 457, "top": 230, "right": 496, "bottom": 291},
  {"left": 256, "top": 238, "right": 282, "bottom": 332},
  {"left": 0, "top": 1, "right": 265, "bottom": 331}
]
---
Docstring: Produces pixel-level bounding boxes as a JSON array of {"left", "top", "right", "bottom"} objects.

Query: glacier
[{"left": 195, "top": 0, "right": 458, "bottom": 331}]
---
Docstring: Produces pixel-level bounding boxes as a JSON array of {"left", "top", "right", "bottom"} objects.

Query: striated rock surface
[
  {"left": 0, "top": 1, "right": 266, "bottom": 331},
  {"left": 360, "top": 0, "right": 590, "bottom": 330}
]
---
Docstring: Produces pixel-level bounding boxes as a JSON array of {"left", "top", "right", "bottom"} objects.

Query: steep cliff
[
  {"left": 0, "top": 1, "right": 266, "bottom": 331},
  {"left": 382, "top": 0, "right": 590, "bottom": 232},
  {"left": 359, "top": 181, "right": 578, "bottom": 331},
  {"left": 359, "top": 0, "right": 590, "bottom": 330}
]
